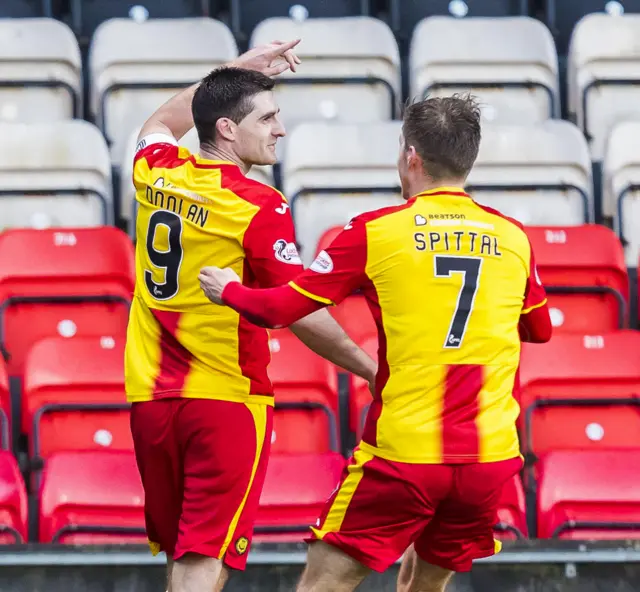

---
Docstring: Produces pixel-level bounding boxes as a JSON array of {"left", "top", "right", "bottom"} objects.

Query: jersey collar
[{"left": 415, "top": 186, "right": 470, "bottom": 199}]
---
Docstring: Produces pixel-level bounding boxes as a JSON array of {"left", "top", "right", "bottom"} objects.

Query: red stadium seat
[
  {"left": 268, "top": 330, "right": 340, "bottom": 453},
  {"left": 0, "top": 359, "right": 10, "bottom": 450},
  {"left": 254, "top": 452, "right": 346, "bottom": 543},
  {"left": 350, "top": 335, "right": 377, "bottom": 438},
  {"left": 538, "top": 450, "right": 640, "bottom": 540},
  {"left": 23, "top": 336, "right": 132, "bottom": 467},
  {"left": 495, "top": 474, "right": 528, "bottom": 540},
  {"left": 0, "top": 227, "right": 134, "bottom": 378},
  {"left": 525, "top": 226, "right": 628, "bottom": 333},
  {"left": 0, "top": 451, "right": 27, "bottom": 544},
  {"left": 39, "top": 450, "right": 145, "bottom": 544}
]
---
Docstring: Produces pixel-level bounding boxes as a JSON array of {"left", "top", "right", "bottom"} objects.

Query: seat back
[
  {"left": 0, "top": 121, "right": 112, "bottom": 227},
  {"left": 568, "top": 13, "right": 640, "bottom": 160},
  {"left": 525, "top": 225, "right": 628, "bottom": 332},
  {"left": 411, "top": 16, "right": 558, "bottom": 124},
  {"left": 0, "top": 19, "right": 80, "bottom": 123},
  {"left": 520, "top": 332, "right": 640, "bottom": 456},
  {"left": 120, "top": 126, "right": 274, "bottom": 226},
  {"left": 496, "top": 474, "right": 528, "bottom": 540},
  {"left": 0, "top": 227, "right": 134, "bottom": 376},
  {"left": 39, "top": 450, "right": 145, "bottom": 544},
  {"left": 467, "top": 121, "right": 593, "bottom": 225},
  {"left": 23, "top": 336, "right": 131, "bottom": 460},
  {"left": 603, "top": 120, "right": 640, "bottom": 266},
  {"left": 255, "top": 452, "right": 345, "bottom": 542},
  {"left": 90, "top": 18, "right": 237, "bottom": 164},
  {"left": 268, "top": 330, "right": 339, "bottom": 453},
  {"left": 538, "top": 449, "right": 640, "bottom": 539},
  {"left": 283, "top": 121, "right": 403, "bottom": 263},
  {"left": 251, "top": 17, "right": 400, "bottom": 133},
  {"left": 0, "top": 451, "right": 27, "bottom": 544}
]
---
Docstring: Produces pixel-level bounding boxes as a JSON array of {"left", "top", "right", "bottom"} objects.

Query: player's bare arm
[
  {"left": 198, "top": 267, "right": 377, "bottom": 384},
  {"left": 137, "top": 39, "right": 301, "bottom": 143}
]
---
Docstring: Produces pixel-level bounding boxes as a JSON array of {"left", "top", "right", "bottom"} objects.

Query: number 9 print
[{"left": 144, "top": 210, "right": 184, "bottom": 300}]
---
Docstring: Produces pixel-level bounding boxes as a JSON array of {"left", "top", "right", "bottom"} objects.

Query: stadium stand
[
  {"left": 254, "top": 452, "right": 346, "bottom": 542},
  {"left": 568, "top": 13, "right": 640, "bottom": 161},
  {"left": 38, "top": 449, "right": 145, "bottom": 543},
  {"left": 519, "top": 331, "right": 640, "bottom": 487},
  {"left": 0, "top": 227, "right": 134, "bottom": 381},
  {"left": 603, "top": 120, "right": 640, "bottom": 267},
  {"left": 0, "top": 121, "right": 113, "bottom": 227},
  {"left": 267, "top": 329, "right": 340, "bottom": 454},
  {"left": 0, "top": 450, "right": 27, "bottom": 544},
  {"left": 466, "top": 120, "right": 593, "bottom": 225},
  {"left": 23, "top": 336, "right": 131, "bottom": 485},
  {"left": 250, "top": 17, "right": 401, "bottom": 135},
  {"left": 282, "top": 120, "right": 403, "bottom": 263},
  {"left": 537, "top": 449, "right": 640, "bottom": 539},
  {"left": 89, "top": 17, "right": 238, "bottom": 165},
  {"left": 0, "top": 18, "right": 81, "bottom": 122},
  {"left": 410, "top": 16, "right": 559, "bottom": 123},
  {"left": 525, "top": 225, "right": 629, "bottom": 332}
]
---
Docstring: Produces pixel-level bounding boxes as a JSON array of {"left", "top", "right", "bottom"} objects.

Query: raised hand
[{"left": 231, "top": 39, "right": 302, "bottom": 77}]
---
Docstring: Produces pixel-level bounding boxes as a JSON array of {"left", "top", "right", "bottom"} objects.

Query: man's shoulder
[
  {"left": 220, "top": 167, "right": 286, "bottom": 210},
  {"left": 468, "top": 201, "right": 526, "bottom": 233},
  {"left": 350, "top": 200, "right": 417, "bottom": 227}
]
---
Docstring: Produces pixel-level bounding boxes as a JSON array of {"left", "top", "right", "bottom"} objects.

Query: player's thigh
[
  {"left": 397, "top": 546, "right": 453, "bottom": 592},
  {"left": 130, "top": 399, "right": 183, "bottom": 556},
  {"left": 415, "top": 457, "right": 523, "bottom": 573},
  {"left": 310, "top": 449, "right": 452, "bottom": 574},
  {"left": 174, "top": 399, "right": 272, "bottom": 565}
]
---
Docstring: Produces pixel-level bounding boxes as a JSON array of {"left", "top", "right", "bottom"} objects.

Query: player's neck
[{"left": 198, "top": 144, "right": 249, "bottom": 174}]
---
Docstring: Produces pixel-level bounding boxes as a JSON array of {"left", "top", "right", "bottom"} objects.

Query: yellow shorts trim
[{"left": 288, "top": 281, "right": 334, "bottom": 306}]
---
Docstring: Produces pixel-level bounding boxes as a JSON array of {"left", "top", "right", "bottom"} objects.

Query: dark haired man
[
  {"left": 125, "top": 41, "right": 375, "bottom": 592},
  {"left": 200, "top": 94, "right": 552, "bottom": 592}
]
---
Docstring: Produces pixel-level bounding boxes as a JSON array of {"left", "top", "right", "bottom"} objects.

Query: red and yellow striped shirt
[
  {"left": 290, "top": 187, "right": 547, "bottom": 464},
  {"left": 125, "top": 135, "right": 303, "bottom": 405}
]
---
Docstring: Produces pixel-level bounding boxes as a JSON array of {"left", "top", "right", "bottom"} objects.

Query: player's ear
[
  {"left": 406, "top": 145, "right": 420, "bottom": 169},
  {"left": 216, "top": 117, "right": 236, "bottom": 142}
]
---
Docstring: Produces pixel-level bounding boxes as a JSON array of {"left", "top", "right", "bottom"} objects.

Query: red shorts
[
  {"left": 309, "top": 449, "right": 522, "bottom": 573},
  {"left": 130, "top": 398, "right": 273, "bottom": 570}
]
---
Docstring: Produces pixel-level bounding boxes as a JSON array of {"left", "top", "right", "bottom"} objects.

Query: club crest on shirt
[
  {"left": 235, "top": 536, "right": 249, "bottom": 555},
  {"left": 310, "top": 250, "right": 334, "bottom": 274},
  {"left": 273, "top": 239, "right": 302, "bottom": 265}
]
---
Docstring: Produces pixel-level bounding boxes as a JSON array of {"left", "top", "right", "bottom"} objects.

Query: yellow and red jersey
[
  {"left": 289, "top": 187, "right": 547, "bottom": 464},
  {"left": 125, "top": 134, "right": 303, "bottom": 405}
]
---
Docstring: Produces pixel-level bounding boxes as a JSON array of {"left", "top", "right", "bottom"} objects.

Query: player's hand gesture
[
  {"left": 231, "top": 39, "right": 302, "bottom": 77},
  {"left": 199, "top": 267, "right": 241, "bottom": 305}
]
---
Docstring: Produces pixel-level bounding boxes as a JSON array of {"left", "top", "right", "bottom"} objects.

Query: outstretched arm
[{"left": 137, "top": 39, "right": 301, "bottom": 143}]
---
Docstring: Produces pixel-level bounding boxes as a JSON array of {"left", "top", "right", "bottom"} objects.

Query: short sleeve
[
  {"left": 289, "top": 217, "right": 368, "bottom": 305},
  {"left": 522, "top": 244, "right": 547, "bottom": 314},
  {"left": 243, "top": 196, "right": 304, "bottom": 288}
]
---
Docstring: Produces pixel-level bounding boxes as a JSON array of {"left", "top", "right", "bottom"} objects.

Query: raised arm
[{"left": 137, "top": 40, "right": 301, "bottom": 143}]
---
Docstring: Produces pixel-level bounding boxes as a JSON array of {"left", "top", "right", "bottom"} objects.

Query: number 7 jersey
[
  {"left": 125, "top": 135, "right": 303, "bottom": 405},
  {"left": 289, "top": 187, "right": 548, "bottom": 464}
]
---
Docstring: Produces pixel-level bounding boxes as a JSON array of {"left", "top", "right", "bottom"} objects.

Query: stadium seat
[
  {"left": 0, "top": 1, "right": 46, "bottom": 17},
  {"left": 389, "top": 0, "right": 528, "bottom": 41},
  {"left": 0, "top": 121, "right": 113, "bottom": 228},
  {"left": 549, "top": 0, "right": 640, "bottom": 57},
  {"left": 0, "top": 227, "right": 134, "bottom": 378},
  {"left": 350, "top": 335, "right": 377, "bottom": 438},
  {"left": 603, "top": 120, "right": 640, "bottom": 267},
  {"left": 0, "top": 19, "right": 80, "bottom": 123},
  {"left": 23, "top": 336, "right": 132, "bottom": 473},
  {"left": 466, "top": 121, "right": 593, "bottom": 225},
  {"left": 519, "top": 332, "right": 640, "bottom": 482},
  {"left": 120, "top": 126, "right": 275, "bottom": 228},
  {"left": 250, "top": 17, "right": 400, "bottom": 134},
  {"left": 0, "top": 359, "right": 10, "bottom": 451},
  {"left": 410, "top": 17, "right": 559, "bottom": 124},
  {"left": 568, "top": 13, "right": 640, "bottom": 160},
  {"left": 267, "top": 329, "right": 340, "bottom": 453},
  {"left": 39, "top": 450, "right": 145, "bottom": 544},
  {"left": 232, "top": 0, "right": 368, "bottom": 39},
  {"left": 89, "top": 18, "right": 237, "bottom": 165},
  {"left": 538, "top": 450, "right": 640, "bottom": 539},
  {"left": 495, "top": 474, "right": 528, "bottom": 540},
  {"left": 254, "top": 452, "right": 345, "bottom": 542},
  {"left": 282, "top": 121, "right": 404, "bottom": 263},
  {"left": 0, "top": 451, "right": 27, "bottom": 544},
  {"left": 525, "top": 225, "right": 629, "bottom": 332}
]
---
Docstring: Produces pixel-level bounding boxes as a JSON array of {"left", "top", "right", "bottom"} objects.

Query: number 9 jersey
[{"left": 125, "top": 135, "right": 303, "bottom": 405}]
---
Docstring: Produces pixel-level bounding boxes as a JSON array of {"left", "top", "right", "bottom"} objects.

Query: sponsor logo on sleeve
[
  {"left": 310, "top": 250, "right": 334, "bottom": 274},
  {"left": 273, "top": 239, "right": 302, "bottom": 265},
  {"left": 275, "top": 202, "right": 289, "bottom": 215},
  {"left": 135, "top": 139, "right": 147, "bottom": 152}
]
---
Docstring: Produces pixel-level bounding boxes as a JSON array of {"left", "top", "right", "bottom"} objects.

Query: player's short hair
[
  {"left": 402, "top": 94, "right": 482, "bottom": 181},
  {"left": 192, "top": 67, "right": 275, "bottom": 145}
]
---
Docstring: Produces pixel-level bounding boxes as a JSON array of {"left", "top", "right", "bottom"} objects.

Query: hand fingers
[
  {"left": 267, "top": 38, "right": 301, "bottom": 56},
  {"left": 283, "top": 49, "right": 298, "bottom": 72},
  {"left": 265, "top": 61, "right": 290, "bottom": 77}
]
